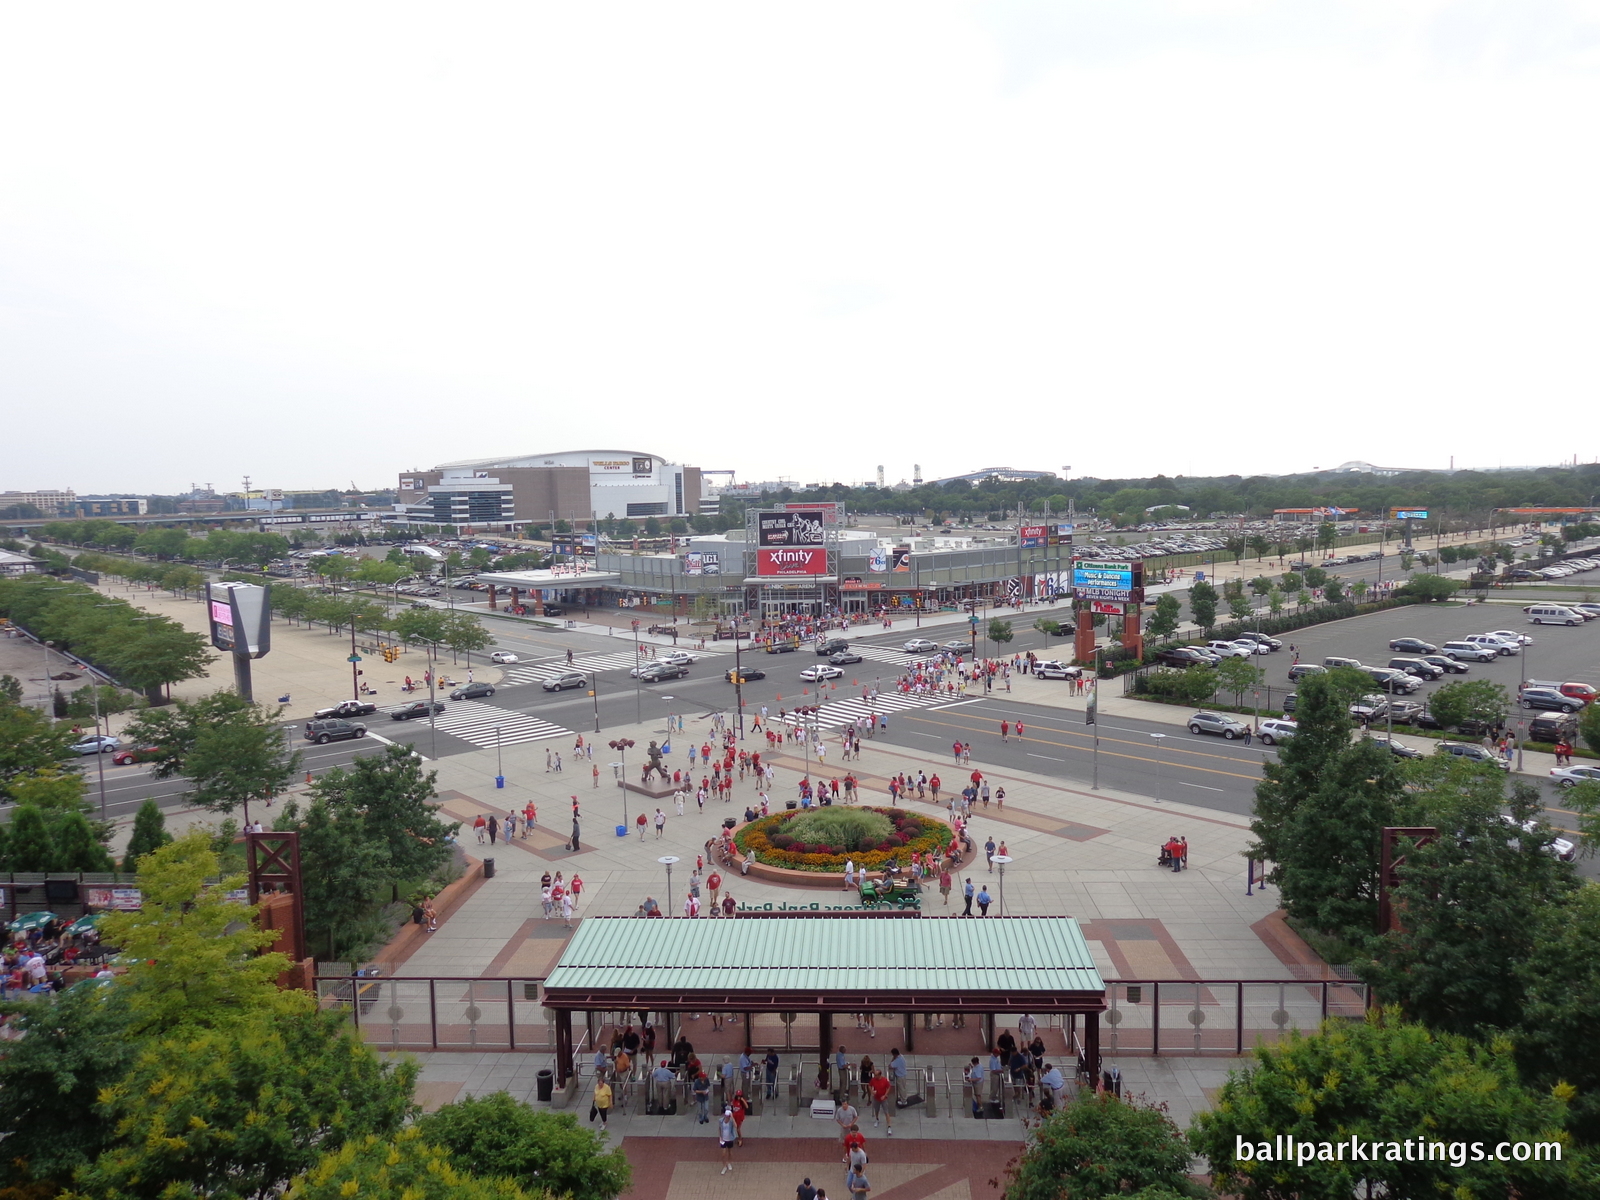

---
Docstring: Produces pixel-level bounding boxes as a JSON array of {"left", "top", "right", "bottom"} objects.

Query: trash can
[
  {"left": 616, "top": 825, "right": 628, "bottom": 838},
  {"left": 536, "top": 1069, "right": 554, "bottom": 1102},
  {"left": 483, "top": 858, "right": 496, "bottom": 879}
]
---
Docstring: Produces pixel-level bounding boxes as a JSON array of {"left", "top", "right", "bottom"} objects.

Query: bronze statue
[{"left": 645, "top": 740, "right": 666, "bottom": 781}]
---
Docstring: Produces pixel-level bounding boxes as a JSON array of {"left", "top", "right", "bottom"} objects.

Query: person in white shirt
[{"left": 1018, "top": 1013, "right": 1037, "bottom": 1043}]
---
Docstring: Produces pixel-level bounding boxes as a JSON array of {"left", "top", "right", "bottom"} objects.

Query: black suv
[
  {"left": 815, "top": 638, "right": 851, "bottom": 656},
  {"left": 1156, "top": 647, "right": 1212, "bottom": 668},
  {"left": 1530, "top": 713, "right": 1578, "bottom": 743},
  {"left": 303, "top": 719, "right": 367, "bottom": 744},
  {"left": 390, "top": 700, "right": 446, "bottom": 721}
]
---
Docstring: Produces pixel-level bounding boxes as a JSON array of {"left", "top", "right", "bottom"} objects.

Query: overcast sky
[{"left": 2, "top": 1, "right": 1597, "bottom": 496}]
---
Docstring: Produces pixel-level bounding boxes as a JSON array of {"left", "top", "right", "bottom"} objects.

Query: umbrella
[
  {"left": 67, "top": 913, "right": 104, "bottom": 937},
  {"left": 7, "top": 911, "right": 59, "bottom": 933}
]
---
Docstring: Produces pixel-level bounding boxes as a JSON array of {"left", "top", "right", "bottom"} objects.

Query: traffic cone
[
  {"left": 802, "top": 687, "right": 809, "bottom": 695},
  {"left": 305, "top": 771, "right": 313, "bottom": 785},
  {"left": 776, "top": 693, "right": 782, "bottom": 702},
  {"left": 852, "top": 679, "right": 858, "bottom": 687},
  {"left": 831, "top": 681, "right": 837, "bottom": 690}
]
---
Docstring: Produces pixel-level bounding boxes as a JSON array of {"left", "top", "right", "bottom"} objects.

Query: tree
[
  {"left": 83, "top": 1008, "right": 418, "bottom": 1200},
  {"left": 1517, "top": 882, "right": 1600, "bottom": 1142},
  {"left": 1247, "top": 534, "right": 1271, "bottom": 560},
  {"left": 1225, "top": 536, "right": 1246, "bottom": 564},
  {"left": 1315, "top": 520, "right": 1337, "bottom": 551},
  {"left": 1187, "top": 579, "right": 1218, "bottom": 633},
  {"left": 123, "top": 690, "right": 301, "bottom": 819},
  {"left": 285, "top": 1128, "right": 535, "bottom": 1200},
  {"left": 1426, "top": 678, "right": 1508, "bottom": 733},
  {"left": 1191, "top": 1013, "right": 1587, "bottom": 1200},
  {"left": 1401, "top": 571, "right": 1460, "bottom": 602},
  {"left": 122, "top": 797, "right": 173, "bottom": 870},
  {"left": 1279, "top": 571, "right": 1302, "bottom": 598},
  {"left": 1301, "top": 566, "right": 1327, "bottom": 590},
  {"left": 987, "top": 618, "right": 1014, "bottom": 644},
  {"left": 1249, "top": 673, "right": 1357, "bottom": 876},
  {"left": 1360, "top": 769, "right": 1578, "bottom": 1037},
  {"left": 2, "top": 804, "right": 56, "bottom": 871},
  {"left": 0, "top": 700, "right": 78, "bottom": 802},
  {"left": 1003, "top": 1092, "right": 1204, "bottom": 1200},
  {"left": 99, "top": 830, "right": 295, "bottom": 1038},
  {"left": 0, "top": 673, "right": 22, "bottom": 704},
  {"left": 1226, "top": 592, "right": 1251, "bottom": 621},
  {"left": 1276, "top": 736, "right": 1411, "bottom": 940},
  {"left": 1248, "top": 575, "right": 1272, "bottom": 596},
  {"left": 52, "top": 808, "right": 114, "bottom": 870},
  {"left": 415, "top": 1093, "right": 631, "bottom": 1200},
  {"left": 1350, "top": 578, "right": 1368, "bottom": 603},
  {"left": 1323, "top": 577, "right": 1345, "bottom": 604},
  {"left": 1033, "top": 617, "right": 1062, "bottom": 637},
  {"left": 96, "top": 618, "right": 213, "bottom": 703},
  {"left": 1213, "top": 654, "right": 1263, "bottom": 704},
  {"left": 286, "top": 795, "right": 391, "bottom": 960},
  {"left": 0, "top": 980, "right": 139, "bottom": 1187},
  {"left": 1145, "top": 593, "right": 1181, "bottom": 640}
]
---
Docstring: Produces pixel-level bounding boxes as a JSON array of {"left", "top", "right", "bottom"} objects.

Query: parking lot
[{"left": 1254, "top": 599, "right": 1600, "bottom": 733}]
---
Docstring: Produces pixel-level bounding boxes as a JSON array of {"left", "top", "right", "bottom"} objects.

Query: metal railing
[
  {"left": 314, "top": 974, "right": 548, "bottom": 1052},
  {"left": 1101, "top": 978, "right": 1370, "bottom": 1056}
]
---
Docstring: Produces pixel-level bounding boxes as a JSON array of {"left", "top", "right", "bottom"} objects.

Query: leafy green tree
[
  {"left": 1315, "top": 520, "right": 1337, "bottom": 551},
  {"left": 1301, "top": 566, "right": 1327, "bottom": 590},
  {"left": 1247, "top": 534, "right": 1271, "bottom": 560},
  {"left": 1323, "top": 577, "right": 1345, "bottom": 604},
  {"left": 1225, "top": 536, "right": 1246, "bottom": 563},
  {"left": 1187, "top": 579, "right": 1218, "bottom": 633},
  {"left": 286, "top": 1127, "right": 535, "bottom": 1200},
  {"left": 987, "top": 617, "right": 1014, "bottom": 644},
  {"left": 1142, "top": 667, "right": 1218, "bottom": 706},
  {"left": 2, "top": 804, "right": 56, "bottom": 870},
  {"left": 1360, "top": 769, "right": 1578, "bottom": 1036},
  {"left": 1277, "top": 737, "right": 1411, "bottom": 940},
  {"left": 99, "top": 829, "right": 296, "bottom": 1038},
  {"left": 1401, "top": 571, "right": 1460, "bottom": 602},
  {"left": 1213, "top": 654, "right": 1263, "bottom": 703},
  {"left": 1227, "top": 592, "right": 1252, "bottom": 621},
  {"left": 1350, "top": 578, "right": 1368, "bottom": 603},
  {"left": 0, "top": 975, "right": 138, "bottom": 1187},
  {"left": 1279, "top": 571, "right": 1302, "bottom": 599},
  {"left": 1517, "top": 882, "right": 1600, "bottom": 1142},
  {"left": 95, "top": 618, "right": 213, "bottom": 704},
  {"left": 123, "top": 690, "right": 301, "bottom": 819},
  {"left": 1266, "top": 587, "right": 1283, "bottom": 615},
  {"left": 122, "top": 797, "right": 173, "bottom": 870},
  {"left": 1426, "top": 678, "right": 1508, "bottom": 733},
  {"left": 443, "top": 611, "right": 493, "bottom": 665},
  {"left": 83, "top": 1008, "right": 417, "bottom": 1200},
  {"left": 1191, "top": 1013, "right": 1586, "bottom": 1200},
  {"left": 284, "top": 795, "right": 391, "bottom": 960},
  {"left": 1249, "top": 673, "right": 1356, "bottom": 877},
  {"left": 1003, "top": 1092, "right": 1205, "bottom": 1200},
  {"left": 52, "top": 808, "right": 114, "bottom": 870},
  {"left": 0, "top": 673, "right": 23, "bottom": 704},
  {"left": 1145, "top": 593, "right": 1181, "bottom": 640},
  {"left": 1032, "top": 617, "right": 1062, "bottom": 637},
  {"left": 416, "top": 1093, "right": 631, "bottom": 1200},
  {"left": 159, "top": 564, "right": 206, "bottom": 596},
  {"left": 1248, "top": 575, "right": 1272, "bottom": 596}
]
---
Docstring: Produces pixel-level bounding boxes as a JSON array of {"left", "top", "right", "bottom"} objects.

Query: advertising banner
[
  {"left": 1019, "top": 525, "right": 1048, "bottom": 547},
  {"left": 890, "top": 549, "right": 912, "bottom": 572},
  {"left": 868, "top": 548, "right": 888, "bottom": 572},
  {"left": 757, "top": 547, "right": 828, "bottom": 576},
  {"left": 757, "top": 510, "right": 826, "bottom": 547},
  {"left": 1072, "top": 559, "right": 1143, "bottom": 602},
  {"left": 84, "top": 885, "right": 144, "bottom": 910},
  {"left": 1091, "top": 600, "right": 1124, "bottom": 615},
  {"left": 684, "top": 552, "right": 703, "bottom": 575},
  {"left": 1391, "top": 508, "right": 1430, "bottom": 520},
  {"left": 785, "top": 501, "right": 840, "bottom": 523},
  {"left": 701, "top": 552, "right": 721, "bottom": 575}
]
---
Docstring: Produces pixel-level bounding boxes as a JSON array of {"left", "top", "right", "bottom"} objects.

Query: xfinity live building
[{"left": 476, "top": 504, "right": 1084, "bottom": 622}]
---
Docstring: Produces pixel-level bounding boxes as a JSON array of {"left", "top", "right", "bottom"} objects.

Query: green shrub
[{"left": 786, "top": 808, "right": 893, "bottom": 850}]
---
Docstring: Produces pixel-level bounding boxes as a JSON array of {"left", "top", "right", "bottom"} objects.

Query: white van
[{"left": 1525, "top": 605, "right": 1585, "bottom": 627}]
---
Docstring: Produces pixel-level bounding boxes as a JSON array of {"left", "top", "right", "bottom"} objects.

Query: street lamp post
[
  {"left": 609, "top": 738, "right": 635, "bottom": 832},
  {"left": 1091, "top": 647, "right": 1101, "bottom": 791},
  {"left": 631, "top": 618, "right": 643, "bottom": 724},
  {"left": 658, "top": 855, "right": 680, "bottom": 915},
  {"left": 1150, "top": 732, "right": 1168, "bottom": 801},
  {"left": 990, "top": 853, "right": 1012, "bottom": 916}
]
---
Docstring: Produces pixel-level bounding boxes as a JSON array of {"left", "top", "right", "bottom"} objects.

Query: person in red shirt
[
  {"left": 1000, "top": 720, "right": 1009, "bottom": 741},
  {"left": 707, "top": 871, "right": 723, "bottom": 908},
  {"left": 868, "top": 1068, "right": 894, "bottom": 1134},
  {"left": 844, "top": 1123, "right": 867, "bottom": 1161},
  {"left": 929, "top": 774, "right": 941, "bottom": 803}
]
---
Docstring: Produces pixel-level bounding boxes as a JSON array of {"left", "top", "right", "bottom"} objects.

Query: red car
[{"left": 111, "top": 745, "right": 162, "bottom": 766}]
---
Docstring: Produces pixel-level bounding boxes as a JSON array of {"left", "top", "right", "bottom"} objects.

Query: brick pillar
[
  {"left": 1121, "top": 606, "right": 1142, "bottom": 660},
  {"left": 1073, "top": 604, "right": 1096, "bottom": 666}
]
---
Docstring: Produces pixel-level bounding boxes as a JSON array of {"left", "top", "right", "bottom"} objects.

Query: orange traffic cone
[
  {"left": 802, "top": 687, "right": 809, "bottom": 695},
  {"left": 305, "top": 770, "right": 313, "bottom": 785},
  {"left": 851, "top": 679, "right": 858, "bottom": 686}
]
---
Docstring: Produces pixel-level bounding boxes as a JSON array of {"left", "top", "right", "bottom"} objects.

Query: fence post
[
  {"left": 1235, "top": 983, "right": 1244, "bottom": 1054},
  {"left": 1152, "top": 981, "right": 1160, "bottom": 1055},
  {"left": 508, "top": 980, "right": 517, "bottom": 1051},
  {"left": 429, "top": 978, "right": 438, "bottom": 1049}
]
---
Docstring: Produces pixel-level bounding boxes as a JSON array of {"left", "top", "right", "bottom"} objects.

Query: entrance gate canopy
[{"left": 542, "top": 916, "right": 1106, "bottom": 1014}]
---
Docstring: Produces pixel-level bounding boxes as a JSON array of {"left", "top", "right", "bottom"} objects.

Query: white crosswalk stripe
[
  {"left": 804, "top": 691, "right": 961, "bottom": 730},
  {"left": 499, "top": 652, "right": 642, "bottom": 686},
  {"left": 427, "top": 700, "right": 572, "bottom": 748},
  {"left": 834, "top": 644, "right": 919, "bottom": 665}
]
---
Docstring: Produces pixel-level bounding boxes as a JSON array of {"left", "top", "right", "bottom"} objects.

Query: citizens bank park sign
[{"left": 757, "top": 547, "right": 828, "bottom": 576}]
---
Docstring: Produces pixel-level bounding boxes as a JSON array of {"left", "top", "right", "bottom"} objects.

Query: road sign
[{"left": 347, "top": 654, "right": 362, "bottom": 663}]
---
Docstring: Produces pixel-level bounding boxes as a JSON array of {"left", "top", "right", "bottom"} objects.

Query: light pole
[
  {"left": 609, "top": 738, "right": 635, "bottom": 831},
  {"left": 631, "top": 618, "right": 643, "bottom": 723},
  {"left": 990, "top": 853, "right": 1012, "bottom": 916},
  {"left": 1090, "top": 647, "right": 1101, "bottom": 791},
  {"left": 591, "top": 671, "right": 601, "bottom": 734},
  {"left": 496, "top": 726, "right": 504, "bottom": 787},
  {"left": 1149, "top": 732, "right": 1167, "bottom": 801},
  {"left": 658, "top": 855, "right": 680, "bottom": 915}
]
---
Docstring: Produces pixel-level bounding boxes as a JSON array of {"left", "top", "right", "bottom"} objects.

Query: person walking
[
  {"left": 718, "top": 1107, "right": 738, "bottom": 1173},
  {"left": 962, "top": 877, "right": 975, "bottom": 916},
  {"left": 938, "top": 867, "right": 952, "bottom": 906},
  {"left": 985, "top": 836, "right": 997, "bottom": 872},
  {"left": 636, "top": 812, "right": 648, "bottom": 841},
  {"left": 487, "top": 815, "right": 499, "bottom": 845},
  {"left": 593, "top": 1076, "right": 613, "bottom": 1126},
  {"left": 868, "top": 1068, "right": 893, "bottom": 1132},
  {"left": 835, "top": 1097, "right": 859, "bottom": 1157},
  {"left": 654, "top": 808, "right": 667, "bottom": 839},
  {"left": 977, "top": 885, "right": 992, "bottom": 916},
  {"left": 692, "top": 1072, "right": 711, "bottom": 1123},
  {"left": 473, "top": 814, "right": 487, "bottom": 844},
  {"left": 845, "top": 1162, "right": 871, "bottom": 1200},
  {"left": 570, "top": 815, "right": 581, "bottom": 853}
]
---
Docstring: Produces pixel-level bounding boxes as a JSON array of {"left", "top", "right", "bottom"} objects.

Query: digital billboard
[
  {"left": 757, "top": 510, "right": 826, "bottom": 547},
  {"left": 1391, "top": 509, "right": 1430, "bottom": 521},
  {"left": 1071, "top": 559, "right": 1144, "bottom": 603},
  {"left": 756, "top": 547, "right": 828, "bottom": 576},
  {"left": 1019, "top": 525, "right": 1048, "bottom": 547},
  {"left": 206, "top": 582, "right": 271, "bottom": 658}
]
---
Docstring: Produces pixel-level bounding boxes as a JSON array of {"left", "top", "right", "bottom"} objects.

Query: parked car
[
  {"left": 69, "top": 735, "right": 120, "bottom": 755},
  {"left": 450, "top": 682, "right": 496, "bottom": 700},
  {"left": 903, "top": 639, "right": 938, "bottom": 654},
  {"left": 1187, "top": 711, "right": 1250, "bottom": 739},
  {"left": 1287, "top": 663, "right": 1327, "bottom": 682},
  {"left": 1435, "top": 741, "right": 1510, "bottom": 770},
  {"left": 1205, "top": 640, "right": 1255, "bottom": 659},
  {"left": 1157, "top": 647, "right": 1214, "bottom": 668},
  {"left": 800, "top": 664, "right": 845, "bottom": 682},
  {"left": 1388, "top": 637, "right": 1438, "bottom": 654},
  {"left": 829, "top": 651, "right": 864, "bottom": 665},
  {"left": 541, "top": 672, "right": 587, "bottom": 692},
  {"left": 490, "top": 651, "right": 520, "bottom": 664},
  {"left": 312, "top": 700, "right": 378, "bottom": 720},
  {"left": 1281, "top": 692, "right": 1297, "bottom": 713},
  {"left": 1524, "top": 605, "right": 1585, "bottom": 627},
  {"left": 1257, "top": 718, "right": 1297, "bottom": 745},
  {"left": 1234, "top": 631, "right": 1283, "bottom": 651},
  {"left": 303, "top": 719, "right": 367, "bottom": 744},
  {"left": 389, "top": 701, "right": 446, "bottom": 720},
  {"left": 1486, "top": 629, "right": 1534, "bottom": 646},
  {"left": 1420, "top": 654, "right": 1469, "bottom": 675},
  {"left": 1365, "top": 667, "right": 1422, "bottom": 694},
  {"left": 1034, "top": 660, "right": 1083, "bottom": 680},
  {"left": 1371, "top": 735, "right": 1424, "bottom": 760},
  {"left": 1519, "top": 687, "right": 1584, "bottom": 714},
  {"left": 725, "top": 666, "right": 766, "bottom": 682},
  {"left": 111, "top": 744, "right": 161, "bottom": 766},
  {"left": 1550, "top": 765, "right": 1600, "bottom": 789},
  {"left": 1441, "top": 641, "right": 1498, "bottom": 663},
  {"left": 1387, "top": 657, "right": 1444, "bottom": 680},
  {"left": 1529, "top": 713, "right": 1579, "bottom": 743},
  {"left": 1464, "top": 634, "right": 1519, "bottom": 656}
]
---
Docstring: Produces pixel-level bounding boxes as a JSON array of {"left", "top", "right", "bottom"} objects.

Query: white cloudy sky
[{"left": 2, "top": 1, "right": 1598, "bottom": 495}]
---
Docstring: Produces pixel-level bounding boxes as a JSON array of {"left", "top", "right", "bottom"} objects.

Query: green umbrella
[
  {"left": 7, "top": 911, "right": 59, "bottom": 933},
  {"left": 66, "top": 913, "right": 104, "bottom": 937}
]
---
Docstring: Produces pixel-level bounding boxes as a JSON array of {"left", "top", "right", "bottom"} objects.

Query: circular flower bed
[{"left": 734, "top": 805, "right": 953, "bottom": 873}]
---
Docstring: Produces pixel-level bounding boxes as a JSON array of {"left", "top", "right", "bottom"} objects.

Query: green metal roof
[{"left": 542, "top": 917, "right": 1104, "bottom": 1010}]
